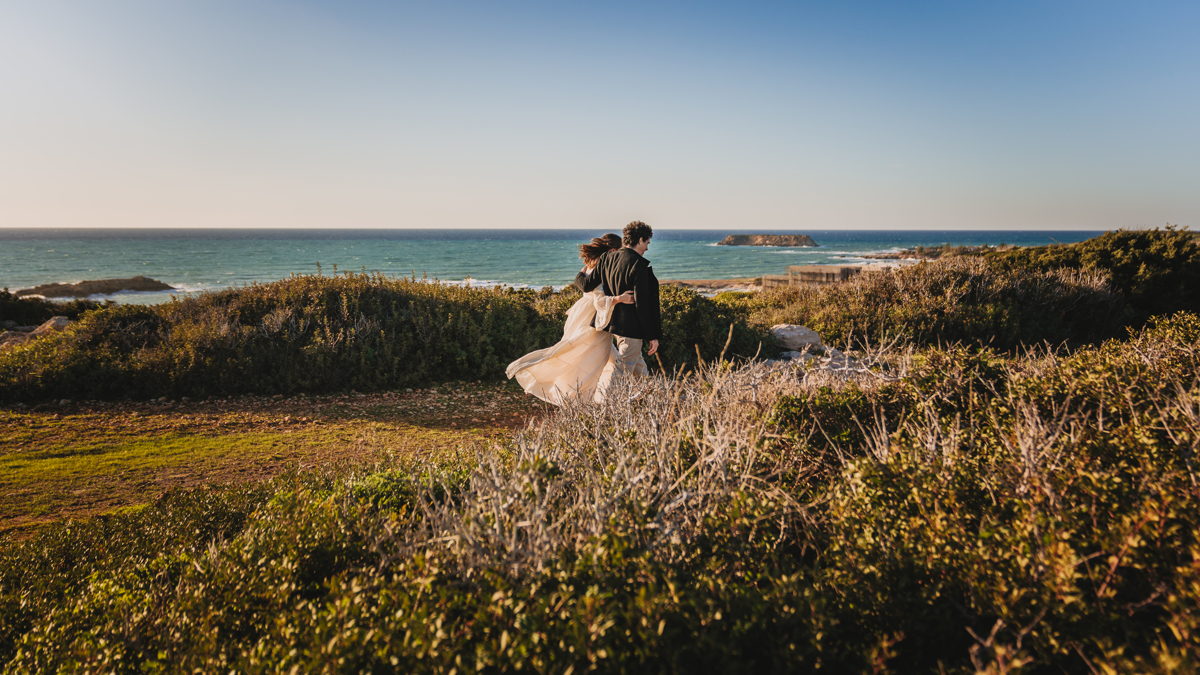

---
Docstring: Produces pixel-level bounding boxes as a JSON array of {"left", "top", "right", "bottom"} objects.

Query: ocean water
[{"left": 0, "top": 229, "right": 1104, "bottom": 305}]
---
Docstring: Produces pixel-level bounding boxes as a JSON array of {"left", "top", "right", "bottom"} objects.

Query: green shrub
[
  {"left": 0, "top": 275, "right": 568, "bottom": 402},
  {"left": 0, "top": 480, "right": 281, "bottom": 663},
  {"left": 655, "top": 285, "right": 778, "bottom": 372},
  {"left": 749, "top": 256, "right": 1129, "bottom": 351},
  {"left": 762, "top": 312, "right": 1200, "bottom": 671},
  {"left": 984, "top": 226, "right": 1200, "bottom": 322},
  {"left": 741, "top": 227, "right": 1198, "bottom": 352}
]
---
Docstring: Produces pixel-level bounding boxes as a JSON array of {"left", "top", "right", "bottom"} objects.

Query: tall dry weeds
[{"left": 386, "top": 353, "right": 891, "bottom": 575}]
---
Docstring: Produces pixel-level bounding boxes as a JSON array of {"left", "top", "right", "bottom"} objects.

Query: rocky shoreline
[
  {"left": 660, "top": 277, "right": 762, "bottom": 295},
  {"left": 15, "top": 276, "right": 174, "bottom": 299},
  {"left": 860, "top": 243, "right": 1015, "bottom": 261}
]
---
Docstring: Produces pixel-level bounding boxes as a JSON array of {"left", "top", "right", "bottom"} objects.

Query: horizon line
[{"left": 0, "top": 225, "right": 1130, "bottom": 232}]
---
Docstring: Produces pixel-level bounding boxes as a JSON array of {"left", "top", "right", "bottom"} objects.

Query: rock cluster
[
  {"left": 15, "top": 276, "right": 173, "bottom": 299},
  {"left": 716, "top": 234, "right": 818, "bottom": 247},
  {"left": 0, "top": 316, "right": 73, "bottom": 349}
]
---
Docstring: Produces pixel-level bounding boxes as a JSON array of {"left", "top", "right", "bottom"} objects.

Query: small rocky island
[
  {"left": 716, "top": 234, "right": 818, "bottom": 247},
  {"left": 15, "top": 276, "right": 175, "bottom": 299}
]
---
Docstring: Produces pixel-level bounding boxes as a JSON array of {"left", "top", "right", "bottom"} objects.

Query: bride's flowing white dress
[{"left": 505, "top": 289, "right": 618, "bottom": 405}]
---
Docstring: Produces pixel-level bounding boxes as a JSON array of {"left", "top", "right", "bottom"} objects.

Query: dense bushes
[
  {"left": 984, "top": 226, "right": 1200, "bottom": 321},
  {"left": 736, "top": 227, "right": 1198, "bottom": 352},
  {"left": 0, "top": 480, "right": 283, "bottom": 665},
  {"left": 0, "top": 274, "right": 573, "bottom": 402},
  {"left": 0, "top": 275, "right": 772, "bottom": 403},
  {"left": 746, "top": 256, "right": 1130, "bottom": 351},
  {"left": 767, "top": 313, "right": 1200, "bottom": 671},
  {"left": 657, "top": 284, "right": 778, "bottom": 369},
  {"left": 4, "top": 315, "right": 1200, "bottom": 671}
]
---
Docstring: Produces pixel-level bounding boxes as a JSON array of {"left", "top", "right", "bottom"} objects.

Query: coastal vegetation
[
  {"left": 980, "top": 226, "right": 1200, "bottom": 322},
  {"left": 2, "top": 227, "right": 1199, "bottom": 672},
  {"left": 0, "top": 276, "right": 771, "bottom": 404},
  {"left": 746, "top": 225, "right": 1199, "bottom": 351},
  {"left": 3, "top": 314, "right": 1199, "bottom": 672},
  {"left": 747, "top": 257, "right": 1127, "bottom": 351}
]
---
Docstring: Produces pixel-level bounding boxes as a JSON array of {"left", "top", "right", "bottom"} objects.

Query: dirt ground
[{"left": 0, "top": 381, "right": 554, "bottom": 537}]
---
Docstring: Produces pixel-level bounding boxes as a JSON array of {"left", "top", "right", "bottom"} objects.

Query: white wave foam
[
  {"left": 82, "top": 289, "right": 189, "bottom": 301},
  {"left": 169, "top": 283, "right": 216, "bottom": 294}
]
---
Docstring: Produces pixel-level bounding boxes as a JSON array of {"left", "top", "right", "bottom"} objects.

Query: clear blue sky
[{"left": 1, "top": 1, "right": 1197, "bottom": 230}]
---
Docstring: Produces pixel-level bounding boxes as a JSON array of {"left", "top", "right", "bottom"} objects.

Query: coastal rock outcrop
[
  {"left": 15, "top": 276, "right": 174, "bottom": 299},
  {"left": 716, "top": 234, "right": 818, "bottom": 247}
]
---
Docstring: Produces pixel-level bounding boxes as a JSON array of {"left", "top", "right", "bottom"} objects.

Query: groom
[{"left": 576, "top": 221, "right": 662, "bottom": 377}]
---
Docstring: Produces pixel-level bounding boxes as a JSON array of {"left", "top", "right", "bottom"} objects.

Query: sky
[{"left": 0, "top": 1, "right": 1197, "bottom": 230}]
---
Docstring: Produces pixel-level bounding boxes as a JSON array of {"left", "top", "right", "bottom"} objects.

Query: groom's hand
[{"left": 647, "top": 339, "right": 659, "bottom": 356}]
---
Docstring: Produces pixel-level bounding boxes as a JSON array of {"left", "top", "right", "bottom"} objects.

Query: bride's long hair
[{"left": 579, "top": 233, "right": 622, "bottom": 266}]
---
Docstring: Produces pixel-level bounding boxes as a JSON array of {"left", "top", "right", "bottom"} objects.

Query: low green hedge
[
  {"left": 0, "top": 275, "right": 773, "bottom": 403},
  {"left": 0, "top": 275, "right": 571, "bottom": 402}
]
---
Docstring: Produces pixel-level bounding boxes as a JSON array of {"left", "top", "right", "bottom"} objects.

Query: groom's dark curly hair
[{"left": 622, "top": 221, "right": 653, "bottom": 248}]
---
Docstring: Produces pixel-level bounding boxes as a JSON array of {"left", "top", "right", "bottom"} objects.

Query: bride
[{"left": 505, "top": 234, "right": 633, "bottom": 405}]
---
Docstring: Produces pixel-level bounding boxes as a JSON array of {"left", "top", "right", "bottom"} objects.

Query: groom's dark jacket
[{"left": 573, "top": 247, "right": 662, "bottom": 341}]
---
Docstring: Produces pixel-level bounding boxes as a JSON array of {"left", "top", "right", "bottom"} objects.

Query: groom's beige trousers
[{"left": 614, "top": 336, "right": 649, "bottom": 378}]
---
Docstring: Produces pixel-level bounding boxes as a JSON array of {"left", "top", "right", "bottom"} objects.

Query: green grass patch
[
  {"left": 1, "top": 431, "right": 293, "bottom": 526},
  {"left": 3, "top": 431, "right": 290, "bottom": 480},
  {"left": 0, "top": 414, "right": 499, "bottom": 533}
]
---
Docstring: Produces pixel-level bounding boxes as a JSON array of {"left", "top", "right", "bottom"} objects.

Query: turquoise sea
[{"left": 0, "top": 229, "right": 1104, "bottom": 305}]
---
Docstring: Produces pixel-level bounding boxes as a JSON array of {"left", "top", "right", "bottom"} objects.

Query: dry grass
[{"left": 386, "top": 351, "right": 891, "bottom": 575}]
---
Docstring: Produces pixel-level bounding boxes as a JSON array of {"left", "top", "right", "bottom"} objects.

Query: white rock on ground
[
  {"left": 770, "top": 324, "right": 824, "bottom": 351},
  {"left": 31, "top": 316, "right": 71, "bottom": 336}
]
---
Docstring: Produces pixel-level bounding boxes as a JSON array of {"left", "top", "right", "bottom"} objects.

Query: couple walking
[{"left": 505, "top": 221, "right": 662, "bottom": 405}]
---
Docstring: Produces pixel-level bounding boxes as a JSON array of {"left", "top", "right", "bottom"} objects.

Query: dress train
[{"left": 505, "top": 290, "right": 618, "bottom": 405}]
